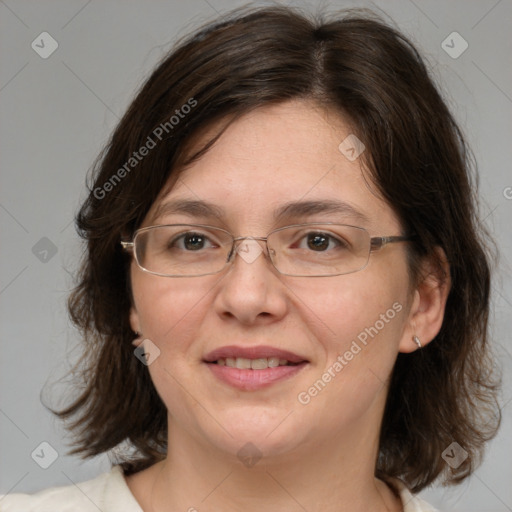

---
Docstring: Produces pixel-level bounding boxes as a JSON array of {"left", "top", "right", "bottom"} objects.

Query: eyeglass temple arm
[
  {"left": 121, "top": 241, "right": 134, "bottom": 251},
  {"left": 370, "top": 235, "right": 415, "bottom": 252}
]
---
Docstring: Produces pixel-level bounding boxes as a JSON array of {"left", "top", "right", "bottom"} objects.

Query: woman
[{"left": 1, "top": 5, "right": 501, "bottom": 511}]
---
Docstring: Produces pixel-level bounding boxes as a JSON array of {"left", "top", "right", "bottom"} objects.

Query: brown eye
[
  {"left": 298, "top": 232, "right": 346, "bottom": 252},
  {"left": 169, "top": 232, "right": 214, "bottom": 251},
  {"left": 183, "top": 233, "right": 206, "bottom": 250},
  {"left": 307, "top": 233, "right": 330, "bottom": 251}
]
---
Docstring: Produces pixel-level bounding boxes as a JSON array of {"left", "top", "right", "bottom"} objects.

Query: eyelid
[
  {"left": 155, "top": 218, "right": 229, "bottom": 232},
  {"left": 293, "top": 227, "right": 350, "bottom": 244},
  {"left": 152, "top": 198, "right": 371, "bottom": 229},
  {"left": 296, "top": 233, "right": 343, "bottom": 248}
]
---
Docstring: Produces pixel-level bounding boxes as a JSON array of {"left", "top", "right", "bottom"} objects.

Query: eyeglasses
[{"left": 121, "top": 223, "right": 414, "bottom": 278}]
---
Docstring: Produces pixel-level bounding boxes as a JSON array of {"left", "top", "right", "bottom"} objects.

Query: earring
[{"left": 412, "top": 335, "right": 422, "bottom": 349}]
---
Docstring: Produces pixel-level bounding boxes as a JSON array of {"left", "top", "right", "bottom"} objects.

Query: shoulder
[
  {"left": 388, "top": 478, "right": 440, "bottom": 512},
  {"left": 0, "top": 465, "right": 142, "bottom": 512}
]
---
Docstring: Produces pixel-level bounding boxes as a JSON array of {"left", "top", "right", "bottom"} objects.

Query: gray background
[{"left": 0, "top": 0, "right": 511, "bottom": 510}]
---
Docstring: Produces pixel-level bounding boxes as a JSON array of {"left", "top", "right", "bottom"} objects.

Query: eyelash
[{"left": 168, "top": 230, "right": 348, "bottom": 252}]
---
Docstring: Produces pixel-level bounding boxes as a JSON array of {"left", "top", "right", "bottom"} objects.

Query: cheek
[
  {"left": 289, "top": 264, "right": 410, "bottom": 410},
  {"left": 131, "top": 269, "right": 214, "bottom": 349},
  {"left": 291, "top": 268, "right": 408, "bottom": 344},
  {"left": 294, "top": 273, "right": 408, "bottom": 427},
  {"left": 130, "top": 272, "right": 215, "bottom": 423}
]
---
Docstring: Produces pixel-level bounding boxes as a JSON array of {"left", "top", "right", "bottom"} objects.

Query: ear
[
  {"left": 129, "top": 306, "right": 143, "bottom": 347},
  {"left": 399, "top": 247, "right": 451, "bottom": 353}
]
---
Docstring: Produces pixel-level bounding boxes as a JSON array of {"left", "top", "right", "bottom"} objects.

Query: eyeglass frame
[{"left": 120, "top": 222, "right": 415, "bottom": 278}]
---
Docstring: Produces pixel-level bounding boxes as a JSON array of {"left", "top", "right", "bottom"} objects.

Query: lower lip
[{"left": 205, "top": 362, "right": 308, "bottom": 391}]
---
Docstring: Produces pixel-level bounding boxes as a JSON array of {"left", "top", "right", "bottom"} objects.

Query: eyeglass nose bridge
[{"left": 227, "top": 235, "right": 276, "bottom": 266}]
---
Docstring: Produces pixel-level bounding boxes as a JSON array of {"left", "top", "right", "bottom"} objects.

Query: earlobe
[
  {"left": 399, "top": 248, "right": 451, "bottom": 353},
  {"left": 130, "top": 307, "right": 143, "bottom": 347}
]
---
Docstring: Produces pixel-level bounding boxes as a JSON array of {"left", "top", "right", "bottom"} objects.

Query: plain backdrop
[{"left": 1, "top": 1, "right": 511, "bottom": 510}]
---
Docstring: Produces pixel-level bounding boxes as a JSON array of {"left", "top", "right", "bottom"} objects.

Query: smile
[
  {"left": 205, "top": 363, "right": 308, "bottom": 391},
  {"left": 215, "top": 357, "right": 300, "bottom": 369},
  {"left": 203, "top": 344, "right": 309, "bottom": 390}
]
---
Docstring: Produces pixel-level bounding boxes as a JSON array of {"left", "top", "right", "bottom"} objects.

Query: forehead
[{"left": 148, "top": 100, "right": 400, "bottom": 232}]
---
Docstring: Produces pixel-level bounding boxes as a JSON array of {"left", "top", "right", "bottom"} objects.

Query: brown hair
[{"left": 51, "top": 6, "right": 501, "bottom": 492}]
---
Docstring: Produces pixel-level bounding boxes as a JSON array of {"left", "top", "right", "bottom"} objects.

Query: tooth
[
  {"left": 236, "top": 357, "right": 252, "bottom": 369},
  {"left": 267, "top": 357, "right": 280, "bottom": 367},
  {"left": 251, "top": 358, "right": 268, "bottom": 370},
  {"left": 220, "top": 357, "right": 293, "bottom": 369}
]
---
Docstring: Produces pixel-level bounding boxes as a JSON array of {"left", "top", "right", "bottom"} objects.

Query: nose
[{"left": 213, "top": 237, "right": 288, "bottom": 325}]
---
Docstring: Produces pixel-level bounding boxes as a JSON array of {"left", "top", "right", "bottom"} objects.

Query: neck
[{"left": 129, "top": 409, "right": 401, "bottom": 512}]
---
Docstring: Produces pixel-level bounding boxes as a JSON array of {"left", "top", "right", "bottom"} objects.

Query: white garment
[{"left": 0, "top": 465, "right": 439, "bottom": 511}]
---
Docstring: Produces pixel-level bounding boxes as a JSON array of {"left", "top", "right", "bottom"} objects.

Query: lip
[
  {"left": 206, "top": 362, "right": 308, "bottom": 391},
  {"left": 203, "top": 345, "right": 308, "bottom": 364},
  {"left": 203, "top": 345, "right": 309, "bottom": 391}
]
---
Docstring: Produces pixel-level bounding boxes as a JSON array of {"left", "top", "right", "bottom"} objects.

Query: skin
[{"left": 126, "top": 100, "right": 450, "bottom": 512}]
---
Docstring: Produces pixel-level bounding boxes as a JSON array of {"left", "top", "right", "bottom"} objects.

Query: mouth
[
  {"left": 203, "top": 345, "right": 308, "bottom": 366},
  {"left": 210, "top": 356, "right": 302, "bottom": 369},
  {"left": 203, "top": 345, "right": 309, "bottom": 391}
]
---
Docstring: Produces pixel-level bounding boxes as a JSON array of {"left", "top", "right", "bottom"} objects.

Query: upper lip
[{"left": 203, "top": 345, "right": 308, "bottom": 364}]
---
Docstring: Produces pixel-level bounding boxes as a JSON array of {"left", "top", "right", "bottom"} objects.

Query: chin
[{"left": 195, "top": 407, "right": 309, "bottom": 461}]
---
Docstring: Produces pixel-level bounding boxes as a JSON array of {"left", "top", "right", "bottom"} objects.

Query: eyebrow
[{"left": 153, "top": 198, "right": 370, "bottom": 225}]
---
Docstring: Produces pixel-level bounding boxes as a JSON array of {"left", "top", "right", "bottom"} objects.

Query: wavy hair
[{"left": 51, "top": 6, "right": 501, "bottom": 492}]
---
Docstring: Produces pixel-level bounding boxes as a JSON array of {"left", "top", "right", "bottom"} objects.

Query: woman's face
[{"left": 130, "top": 100, "right": 415, "bottom": 460}]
